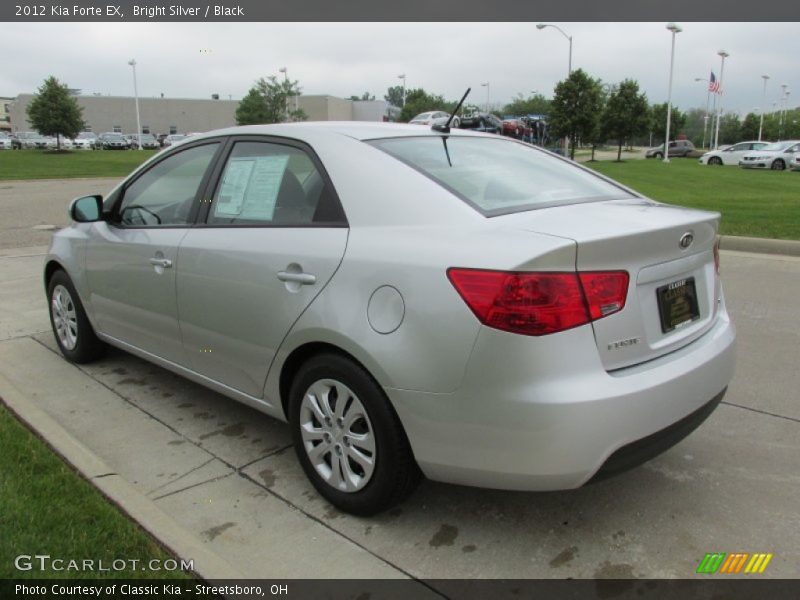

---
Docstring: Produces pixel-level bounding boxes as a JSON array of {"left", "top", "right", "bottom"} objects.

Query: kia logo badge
[{"left": 679, "top": 232, "right": 694, "bottom": 249}]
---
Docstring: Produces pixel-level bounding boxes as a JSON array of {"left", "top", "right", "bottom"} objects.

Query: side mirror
[{"left": 69, "top": 195, "right": 103, "bottom": 223}]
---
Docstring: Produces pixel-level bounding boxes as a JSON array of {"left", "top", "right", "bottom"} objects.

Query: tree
[
  {"left": 601, "top": 79, "right": 650, "bottom": 161},
  {"left": 235, "top": 75, "right": 306, "bottom": 125},
  {"left": 650, "top": 103, "right": 687, "bottom": 144},
  {"left": 718, "top": 113, "right": 742, "bottom": 146},
  {"left": 26, "top": 76, "right": 85, "bottom": 151},
  {"left": 503, "top": 93, "right": 551, "bottom": 117},
  {"left": 740, "top": 112, "right": 761, "bottom": 141},
  {"left": 683, "top": 107, "right": 711, "bottom": 148},
  {"left": 384, "top": 85, "right": 405, "bottom": 108},
  {"left": 349, "top": 91, "right": 375, "bottom": 101},
  {"left": 548, "top": 69, "right": 603, "bottom": 160}
]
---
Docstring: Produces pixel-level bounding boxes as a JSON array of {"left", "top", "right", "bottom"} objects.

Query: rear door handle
[
  {"left": 277, "top": 271, "right": 316, "bottom": 285},
  {"left": 149, "top": 258, "right": 173, "bottom": 269}
]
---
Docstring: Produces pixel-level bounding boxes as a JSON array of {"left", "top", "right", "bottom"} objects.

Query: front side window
[
  {"left": 117, "top": 143, "right": 218, "bottom": 227},
  {"left": 369, "top": 136, "right": 633, "bottom": 216},
  {"left": 208, "top": 141, "right": 341, "bottom": 226}
]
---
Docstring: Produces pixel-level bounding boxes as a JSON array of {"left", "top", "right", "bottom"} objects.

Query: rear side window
[
  {"left": 369, "top": 136, "right": 633, "bottom": 216},
  {"left": 208, "top": 141, "right": 344, "bottom": 226}
]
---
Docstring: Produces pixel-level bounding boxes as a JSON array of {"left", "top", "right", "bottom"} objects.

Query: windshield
[
  {"left": 761, "top": 141, "right": 793, "bottom": 152},
  {"left": 369, "top": 136, "right": 634, "bottom": 216},
  {"left": 105, "top": 134, "right": 124, "bottom": 141},
  {"left": 411, "top": 113, "right": 433, "bottom": 121}
]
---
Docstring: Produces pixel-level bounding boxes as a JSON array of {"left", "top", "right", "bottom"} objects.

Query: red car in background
[{"left": 501, "top": 117, "right": 532, "bottom": 141}]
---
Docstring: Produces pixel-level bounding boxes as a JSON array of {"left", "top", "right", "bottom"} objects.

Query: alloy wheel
[
  {"left": 299, "top": 378, "right": 376, "bottom": 492},
  {"left": 51, "top": 284, "right": 78, "bottom": 350}
]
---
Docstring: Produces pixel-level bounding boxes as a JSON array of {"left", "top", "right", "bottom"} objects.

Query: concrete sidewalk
[{"left": 1, "top": 246, "right": 798, "bottom": 581}]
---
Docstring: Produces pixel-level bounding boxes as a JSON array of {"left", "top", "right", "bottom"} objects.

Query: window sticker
[{"left": 214, "top": 154, "right": 290, "bottom": 221}]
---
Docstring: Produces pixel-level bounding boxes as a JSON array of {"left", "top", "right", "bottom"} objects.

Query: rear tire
[
  {"left": 771, "top": 159, "right": 786, "bottom": 171},
  {"left": 289, "top": 353, "right": 421, "bottom": 516},
  {"left": 47, "top": 270, "right": 105, "bottom": 363}
]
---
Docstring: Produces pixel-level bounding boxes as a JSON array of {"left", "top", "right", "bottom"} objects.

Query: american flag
[{"left": 708, "top": 71, "right": 721, "bottom": 94}]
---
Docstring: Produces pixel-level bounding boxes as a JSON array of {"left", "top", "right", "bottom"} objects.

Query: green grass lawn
[
  {"left": 0, "top": 403, "right": 191, "bottom": 580},
  {"left": 2, "top": 149, "right": 798, "bottom": 240},
  {"left": 0, "top": 149, "right": 157, "bottom": 180},
  {"left": 587, "top": 158, "right": 800, "bottom": 240}
]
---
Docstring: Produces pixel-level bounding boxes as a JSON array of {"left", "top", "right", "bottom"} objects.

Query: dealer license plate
[{"left": 657, "top": 277, "right": 700, "bottom": 333}]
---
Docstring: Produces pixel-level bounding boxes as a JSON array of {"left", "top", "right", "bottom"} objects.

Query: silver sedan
[{"left": 45, "top": 123, "right": 736, "bottom": 515}]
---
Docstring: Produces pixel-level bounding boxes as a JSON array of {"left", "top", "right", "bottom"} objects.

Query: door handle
[
  {"left": 149, "top": 258, "right": 173, "bottom": 269},
  {"left": 277, "top": 271, "right": 316, "bottom": 285}
]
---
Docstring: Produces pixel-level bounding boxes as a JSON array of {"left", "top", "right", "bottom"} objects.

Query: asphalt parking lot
[{"left": 0, "top": 178, "right": 798, "bottom": 581}]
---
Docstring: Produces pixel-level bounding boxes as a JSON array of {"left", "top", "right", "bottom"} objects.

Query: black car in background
[
  {"left": 97, "top": 133, "right": 129, "bottom": 150},
  {"left": 457, "top": 112, "right": 503, "bottom": 134}
]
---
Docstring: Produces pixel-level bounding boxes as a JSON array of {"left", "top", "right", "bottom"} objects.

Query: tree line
[{"left": 21, "top": 74, "right": 800, "bottom": 155}]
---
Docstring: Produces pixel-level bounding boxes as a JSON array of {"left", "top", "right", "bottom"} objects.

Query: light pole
[
  {"left": 536, "top": 23, "right": 572, "bottom": 76},
  {"left": 694, "top": 77, "right": 711, "bottom": 150},
  {"left": 128, "top": 59, "right": 142, "bottom": 150},
  {"left": 758, "top": 75, "right": 770, "bottom": 141},
  {"left": 663, "top": 23, "right": 682, "bottom": 163},
  {"left": 713, "top": 50, "right": 729, "bottom": 149},
  {"left": 779, "top": 84, "right": 789, "bottom": 139},
  {"left": 481, "top": 82, "right": 490, "bottom": 112},
  {"left": 397, "top": 74, "right": 406, "bottom": 107},
  {"left": 278, "top": 67, "right": 291, "bottom": 120}
]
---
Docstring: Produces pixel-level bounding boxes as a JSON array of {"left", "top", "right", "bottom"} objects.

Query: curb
[
  {"left": 720, "top": 235, "right": 800, "bottom": 257},
  {"left": 0, "top": 372, "right": 245, "bottom": 581}
]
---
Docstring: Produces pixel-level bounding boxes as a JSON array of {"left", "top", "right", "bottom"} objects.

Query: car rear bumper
[{"left": 387, "top": 301, "right": 735, "bottom": 491}]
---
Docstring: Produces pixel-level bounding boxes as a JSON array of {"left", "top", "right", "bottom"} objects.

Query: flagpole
[{"left": 713, "top": 50, "right": 729, "bottom": 149}]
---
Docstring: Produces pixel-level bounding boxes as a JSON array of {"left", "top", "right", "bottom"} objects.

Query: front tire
[
  {"left": 47, "top": 270, "right": 105, "bottom": 363},
  {"left": 289, "top": 353, "right": 421, "bottom": 515},
  {"left": 771, "top": 159, "right": 786, "bottom": 171},
  {"left": 653, "top": 152, "right": 663, "bottom": 159},
  {"left": 708, "top": 156, "right": 723, "bottom": 166}
]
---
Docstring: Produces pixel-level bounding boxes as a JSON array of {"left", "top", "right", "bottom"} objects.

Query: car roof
[{"left": 187, "top": 121, "right": 493, "bottom": 143}]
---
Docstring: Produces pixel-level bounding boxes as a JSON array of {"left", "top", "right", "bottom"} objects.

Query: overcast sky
[{"left": 2, "top": 22, "right": 797, "bottom": 116}]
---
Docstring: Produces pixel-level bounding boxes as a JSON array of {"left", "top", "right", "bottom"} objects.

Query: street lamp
[
  {"left": 397, "top": 74, "right": 406, "bottom": 107},
  {"left": 481, "top": 82, "right": 490, "bottom": 112},
  {"left": 713, "top": 50, "right": 729, "bottom": 149},
  {"left": 128, "top": 59, "right": 142, "bottom": 150},
  {"left": 758, "top": 75, "right": 770, "bottom": 141},
  {"left": 779, "top": 83, "right": 789, "bottom": 139},
  {"left": 536, "top": 23, "right": 572, "bottom": 76},
  {"left": 278, "top": 67, "right": 297, "bottom": 119},
  {"left": 694, "top": 77, "right": 711, "bottom": 150},
  {"left": 663, "top": 23, "right": 682, "bottom": 163}
]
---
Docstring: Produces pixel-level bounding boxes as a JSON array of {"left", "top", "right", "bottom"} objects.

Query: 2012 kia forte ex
[{"left": 45, "top": 122, "right": 736, "bottom": 515}]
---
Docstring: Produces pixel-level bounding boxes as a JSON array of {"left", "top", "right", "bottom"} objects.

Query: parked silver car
[
  {"left": 739, "top": 140, "right": 800, "bottom": 170},
  {"left": 44, "top": 123, "right": 736, "bottom": 515},
  {"left": 409, "top": 111, "right": 460, "bottom": 128},
  {"left": 645, "top": 139, "right": 696, "bottom": 158}
]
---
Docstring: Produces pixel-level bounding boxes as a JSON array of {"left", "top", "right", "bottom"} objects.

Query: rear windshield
[{"left": 369, "top": 136, "right": 633, "bottom": 216}]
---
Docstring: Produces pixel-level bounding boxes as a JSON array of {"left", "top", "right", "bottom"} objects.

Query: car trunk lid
[{"left": 497, "top": 198, "right": 721, "bottom": 370}]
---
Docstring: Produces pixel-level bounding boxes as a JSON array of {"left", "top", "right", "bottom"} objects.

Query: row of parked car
[
  {"left": 645, "top": 138, "right": 800, "bottom": 171},
  {"left": 0, "top": 130, "right": 190, "bottom": 150},
  {"left": 408, "top": 111, "right": 553, "bottom": 147}
]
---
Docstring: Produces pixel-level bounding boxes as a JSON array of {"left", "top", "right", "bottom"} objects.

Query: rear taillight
[
  {"left": 447, "top": 268, "right": 628, "bottom": 336},
  {"left": 579, "top": 271, "right": 629, "bottom": 320},
  {"left": 713, "top": 238, "right": 721, "bottom": 274}
]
